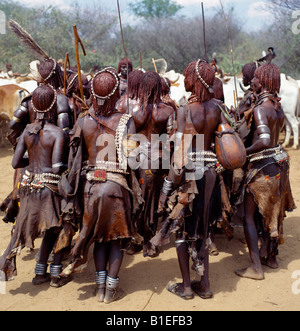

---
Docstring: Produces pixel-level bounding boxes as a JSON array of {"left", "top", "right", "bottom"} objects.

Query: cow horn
[
  {"left": 169, "top": 74, "right": 180, "bottom": 85},
  {"left": 153, "top": 58, "right": 168, "bottom": 75},
  {"left": 239, "top": 81, "right": 247, "bottom": 93}
]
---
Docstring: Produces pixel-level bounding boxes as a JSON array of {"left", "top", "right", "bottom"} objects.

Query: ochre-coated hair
[
  {"left": 128, "top": 69, "right": 144, "bottom": 100},
  {"left": 92, "top": 70, "right": 119, "bottom": 116},
  {"left": 31, "top": 85, "right": 56, "bottom": 122},
  {"left": 117, "top": 57, "right": 133, "bottom": 73},
  {"left": 38, "top": 58, "right": 64, "bottom": 89},
  {"left": 66, "top": 72, "right": 89, "bottom": 98},
  {"left": 242, "top": 62, "right": 259, "bottom": 86},
  {"left": 254, "top": 63, "right": 281, "bottom": 94},
  {"left": 139, "top": 71, "right": 161, "bottom": 109},
  {"left": 161, "top": 76, "right": 171, "bottom": 97},
  {"left": 213, "top": 77, "right": 224, "bottom": 102},
  {"left": 183, "top": 60, "right": 215, "bottom": 102}
]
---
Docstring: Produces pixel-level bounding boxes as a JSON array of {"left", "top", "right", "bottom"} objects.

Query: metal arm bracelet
[{"left": 162, "top": 177, "right": 174, "bottom": 196}]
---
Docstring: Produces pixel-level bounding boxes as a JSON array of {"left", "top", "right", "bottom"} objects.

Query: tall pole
[
  {"left": 139, "top": 50, "right": 142, "bottom": 69},
  {"left": 117, "top": 0, "right": 129, "bottom": 113},
  {"left": 152, "top": 58, "right": 158, "bottom": 73},
  {"left": 219, "top": 0, "right": 239, "bottom": 115},
  {"left": 201, "top": 2, "right": 208, "bottom": 62},
  {"left": 63, "top": 52, "right": 70, "bottom": 96},
  {"left": 73, "top": 25, "right": 86, "bottom": 103}
]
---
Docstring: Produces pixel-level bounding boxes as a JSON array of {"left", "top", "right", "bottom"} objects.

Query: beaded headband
[
  {"left": 32, "top": 85, "right": 57, "bottom": 114},
  {"left": 67, "top": 73, "right": 79, "bottom": 90},
  {"left": 195, "top": 59, "right": 214, "bottom": 94},
  {"left": 91, "top": 67, "right": 119, "bottom": 106}
]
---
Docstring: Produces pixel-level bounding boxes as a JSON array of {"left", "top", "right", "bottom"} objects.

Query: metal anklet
[
  {"left": 95, "top": 270, "right": 107, "bottom": 285},
  {"left": 106, "top": 275, "right": 119, "bottom": 289},
  {"left": 35, "top": 262, "right": 48, "bottom": 275},
  {"left": 50, "top": 264, "right": 63, "bottom": 277}
]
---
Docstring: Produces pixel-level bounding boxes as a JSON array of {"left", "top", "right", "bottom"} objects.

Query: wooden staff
[
  {"left": 117, "top": 0, "right": 129, "bottom": 113},
  {"left": 63, "top": 52, "right": 70, "bottom": 96},
  {"left": 139, "top": 50, "right": 142, "bottom": 69},
  {"left": 73, "top": 25, "right": 86, "bottom": 103},
  {"left": 219, "top": 0, "right": 239, "bottom": 116},
  {"left": 201, "top": 2, "right": 208, "bottom": 62},
  {"left": 152, "top": 58, "right": 158, "bottom": 73}
]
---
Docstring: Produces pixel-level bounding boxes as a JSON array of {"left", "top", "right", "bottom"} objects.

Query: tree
[
  {"left": 0, "top": 0, "right": 117, "bottom": 72},
  {"left": 267, "top": 0, "right": 300, "bottom": 11},
  {"left": 262, "top": 0, "right": 300, "bottom": 78},
  {"left": 128, "top": 0, "right": 183, "bottom": 19},
  {"left": 3, "top": 0, "right": 298, "bottom": 78}
]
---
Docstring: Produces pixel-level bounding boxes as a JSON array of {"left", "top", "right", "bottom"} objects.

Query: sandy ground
[{"left": 0, "top": 138, "right": 299, "bottom": 312}]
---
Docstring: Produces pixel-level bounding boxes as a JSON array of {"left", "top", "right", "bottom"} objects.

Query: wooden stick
[
  {"left": 152, "top": 58, "right": 158, "bottom": 73},
  {"left": 72, "top": 93, "right": 88, "bottom": 110},
  {"left": 117, "top": 0, "right": 129, "bottom": 113},
  {"left": 139, "top": 50, "right": 142, "bottom": 69},
  {"left": 63, "top": 52, "right": 70, "bottom": 96},
  {"left": 219, "top": 0, "right": 239, "bottom": 117},
  {"left": 233, "top": 90, "right": 237, "bottom": 110},
  {"left": 201, "top": 2, "right": 208, "bottom": 62},
  {"left": 73, "top": 25, "right": 86, "bottom": 105}
]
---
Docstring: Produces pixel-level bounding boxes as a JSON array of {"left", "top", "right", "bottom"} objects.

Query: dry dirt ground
[{"left": 0, "top": 139, "right": 299, "bottom": 312}]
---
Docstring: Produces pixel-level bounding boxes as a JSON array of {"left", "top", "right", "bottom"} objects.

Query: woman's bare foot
[
  {"left": 235, "top": 266, "right": 264, "bottom": 280},
  {"left": 261, "top": 256, "right": 278, "bottom": 269},
  {"left": 191, "top": 280, "right": 213, "bottom": 299}
]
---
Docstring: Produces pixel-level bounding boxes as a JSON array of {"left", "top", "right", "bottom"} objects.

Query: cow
[
  {"left": 151, "top": 58, "right": 191, "bottom": 107},
  {"left": 0, "top": 78, "right": 18, "bottom": 86},
  {"left": 0, "top": 83, "right": 36, "bottom": 146},
  {"left": 163, "top": 70, "right": 191, "bottom": 106},
  {"left": 279, "top": 74, "right": 299, "bottom": 149},
  {"left": 222, "top": 76, "right": 245, "bottom": 109},
  {"left": 222, "top": 74, "right": 299, "bottom": 149}
]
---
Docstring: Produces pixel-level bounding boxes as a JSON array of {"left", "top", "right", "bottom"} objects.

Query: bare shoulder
[
  {"left": 44, "top": 123, "right": 65, "bottom": 139},
  {"left": 209, "top": 98, "right": 222, "bottom": 110},
  {"left": 253, "top": 103, "right": 271, "bottom": 116},
  {"left": 158, "top": 102, "right": 174, "bottom": 115},
  {"left": 253, "top": 104, "right": 269, "bottom": 124}
]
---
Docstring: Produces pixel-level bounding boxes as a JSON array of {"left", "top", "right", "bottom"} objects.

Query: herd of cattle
[
  {"left": 0, "top": 64, "right": 299, "bottom": 149},
  {"left": 0, "top": 76, "right": 37, "bottom": 145}
]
